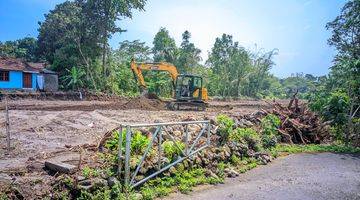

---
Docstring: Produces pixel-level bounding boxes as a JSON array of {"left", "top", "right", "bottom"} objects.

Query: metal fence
[{"left": 117, "top": 120, "right": 211, "bottom": 187}]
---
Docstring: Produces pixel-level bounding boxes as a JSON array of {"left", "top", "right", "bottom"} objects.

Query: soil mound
[{"left": 121, "top": 96, "right": 166, "bottom": 110}]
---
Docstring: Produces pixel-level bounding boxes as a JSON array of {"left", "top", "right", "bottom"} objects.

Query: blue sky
[{"left": 0, "top": 0, "right": 346, "bottom": 77}]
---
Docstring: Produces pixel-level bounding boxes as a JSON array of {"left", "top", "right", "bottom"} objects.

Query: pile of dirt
[{"left": 121, "top": 96, "right": 166, "bottom": 110}]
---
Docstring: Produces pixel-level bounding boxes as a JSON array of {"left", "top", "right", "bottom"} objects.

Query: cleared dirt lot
[
  {"left": 0, "top": 98, "right": 272, "bottom": 173},
  {"left": 166, "top": 153, "right": 360, "bottom": 200}
]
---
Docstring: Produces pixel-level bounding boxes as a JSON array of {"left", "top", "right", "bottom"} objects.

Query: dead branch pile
[{"left": 265, "top": 92, "right": 331, "bottom": 144}]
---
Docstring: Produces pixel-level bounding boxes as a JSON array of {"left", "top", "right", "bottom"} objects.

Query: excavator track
[{"left": 167, "top": 101, "right": 207, "bottom": 111}]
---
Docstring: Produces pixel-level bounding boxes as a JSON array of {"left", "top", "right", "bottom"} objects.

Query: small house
[{"left": 0, "top": 57, "right": 58, "bottom": 91}]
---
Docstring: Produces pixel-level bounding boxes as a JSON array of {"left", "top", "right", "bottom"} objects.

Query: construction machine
[{"left": 130, "top": 59, "right": 208, "bottom": 110}]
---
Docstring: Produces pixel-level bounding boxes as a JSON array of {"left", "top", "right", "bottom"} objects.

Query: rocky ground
[
  {"left": 165, "top": 153, "right": 360, "bottom": 200},
  {"left": 0, "top": 98, "right": 273, "bottom": 174}
]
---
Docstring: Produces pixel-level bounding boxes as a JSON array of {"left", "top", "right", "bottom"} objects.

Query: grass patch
[
  {"left": 272, "top": 144, "right": 360, "bottom": 154},
  {"left": 140, "top": 167, "right": 224, "bottom": 199}
]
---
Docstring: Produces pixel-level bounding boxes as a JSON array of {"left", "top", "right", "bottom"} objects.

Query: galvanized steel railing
[{"left": 117, "top": 120, "right": 211, "bottom": 187}]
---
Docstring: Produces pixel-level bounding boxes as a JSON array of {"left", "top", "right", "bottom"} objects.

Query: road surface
[{"left": 166, "top": 153, "right": 360, "bottom": 200}]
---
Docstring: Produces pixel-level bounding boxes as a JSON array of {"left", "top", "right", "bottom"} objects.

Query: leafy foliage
[
  {"left": 261, "top": 114, "right": 281, "bottom": 148},
  {"left": 162, "top": 141, "right": 185, "bottom": 160},
  {"left": 105, "top": 129, "right": 149, "bottom": 155},
  {"left": 216, "top": 114, "right": 235, "bottom": 144},
  {"left": 230, "top": 128, "right": 262, "bottom": 151}
]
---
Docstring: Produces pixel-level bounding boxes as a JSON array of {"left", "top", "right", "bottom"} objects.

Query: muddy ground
[
  {"left": 0, "top": 98, "right": 278, "bottom": 172},
  {"left": 0, "top": 97, "right": 287, "bottom": 198}
]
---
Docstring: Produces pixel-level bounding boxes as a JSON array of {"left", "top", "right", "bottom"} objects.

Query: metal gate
[{"left": 117, "top": 120, "right": 211, "bottom": 187}]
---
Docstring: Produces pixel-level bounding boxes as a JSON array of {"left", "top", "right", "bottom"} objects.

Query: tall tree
[
  {"left": 152, "top": 27, "right": 178, "bottom": 63},
  {"left": 326, "top": 0, "right": 360, "bottom": 59},
  {"left": 0, "top": 37, "right": 39, "bottom": 61},
  {"left": 82, "top": 0, "right": 146, "bottom": 76},
  {"left": 177, "top": 30, "right": 202, "bottom": 73},
  {"left": 37, "top": 1, "right": 100, "bottom": 89}
]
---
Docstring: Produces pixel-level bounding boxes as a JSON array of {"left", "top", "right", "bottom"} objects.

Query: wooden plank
[{"left": 45, "top": 161, "right": 77, "bottom": 174}]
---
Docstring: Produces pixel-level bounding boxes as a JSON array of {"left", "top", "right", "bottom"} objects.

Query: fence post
[
  {"left": 117, "top": 126, "right": 123, "bottom": 179},
  {"left": 157, "top": 126, "right": 162, "bottom": 170},
  {"left": 207, "top": 122, "right": 211, "bottom": 145},
  {"left": 185, "top": 124, "right": 189, "bottom": 155},
  {"left": 124, "top": 126, "right": 131, "bottom": 186}
]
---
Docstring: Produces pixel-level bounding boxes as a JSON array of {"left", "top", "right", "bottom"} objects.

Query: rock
[
  {"left": 92, "top": 177, "right": 108, "bottom": 189},
  {"left": 78, "top": 179, "right": 92, "bottom": 190},
  {"left": 224, "top": 168, "right": 239, "bottom": 178},
  {"left": 205, "top": 169, "right": 219, "bottom": 179},
  {"left": 183, "top": 160, "right": 189, "bottom": 168},
  {"left": 195, "top": 156, "right": 202, "bottom": 165},
  {"left": 135, "top": 175, "right": 145, "bottom": 182},
  {"left": 176, "top": 163, "right": 185, "bottom": 172},
  {"left": 254, "top": 153, "right": 272, "bottom": 165},
  {"left": 75, "top": 177, "right": 107, "bottom": 190},
  {"left": 223, "top": 145, "right": 231, "bottom": 158},
  {"left": 173, "top": 130, "right": 182, "bottom": 137},
  {"left": 107, "top": 177, "right": 119, "bottom": 187},
  {"left": 169, "top": 166, "right": 177, "bottom": 175},
  {"left": 202, "top": 158, "right": 209, "bottom": 165},
  {"left": 45, "top": 161, "right": 76, "bottom": 174},
  {"left": 77, "top": 176, "right": 86, "bottom": 181},
  {"left": 247, "top": 149, "right": 255, "bottom": 157},
  {"left": 139, "top": 166, "right": 148, "bottom": 174},
  {"left": 161, "top": 157, "right": 170, "bottom": 165}
]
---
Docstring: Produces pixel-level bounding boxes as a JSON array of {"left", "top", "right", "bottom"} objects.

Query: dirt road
[{"left": 166, "top": 153, "right": 360, "bottom": 200}]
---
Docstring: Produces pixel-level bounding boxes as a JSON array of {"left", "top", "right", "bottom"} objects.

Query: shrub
[
  {"left": 261, "top": 114, "right": 281, "bottom": 148},
  {"left": 82, "top": 166, "right": 99, "bottom": 179},
  {"left": 309, "top": 90, "right": 350, "bottom": 141},
  {"left": 216, "top": 114, "right": 235, "bottom": 144},
  {"left": 105, "top": 130, "right": 150, "bottom": 155},
  {"left": 162, "top": 141, "right": 185, "bottom": 160},
  {"left": 230, "top": 128, "right": 262, "bottom": 151}
]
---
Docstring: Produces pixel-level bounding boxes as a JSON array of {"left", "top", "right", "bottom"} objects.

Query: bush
[
  {"left": 261, "top": 114, "right": 281, "bottom": 148},
  {"left": 216, "top": 114, "right": 235, "bottom": 144},
  {"left": 162, "top": 141, "right": 185, "bottom": 160},
  {"left": 230, "top": 128, "right": 262, "bottom": 151},
  {"left": 105, "top": 130, "right": 150, "bottom": 155},
  {"left": 309, "top": 90, "right": 350, "bottom": 141}
]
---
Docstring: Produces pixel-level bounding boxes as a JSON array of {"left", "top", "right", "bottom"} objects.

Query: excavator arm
[{"left": 130, "top": 59, "right": 179, "bottom": 91}]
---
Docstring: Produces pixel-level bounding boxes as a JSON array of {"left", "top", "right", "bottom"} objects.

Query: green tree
[
  {"left": 37, "top": 1, "right": 99, "bottom": 89},
  {"left": 82, "top": 0, "right": 147, "bottom": 76},
  {"left": 0, "top": 37, "right": 39, "bottom": 61},
  {"left": 108, "top": 40, "right": 151, "bottom": 95},
  {"left": 326, "top": 0, "right": 360, "bottom": 59},
  {"left": 177, "top": 30, "right": 202, "bottom": 73},
  {"left": 152, "top": 27, "right": 178, "bottom": 63}
]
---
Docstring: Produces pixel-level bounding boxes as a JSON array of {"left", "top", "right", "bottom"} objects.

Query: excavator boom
[{"left": 130, "top": 60, "right": 179, "bottom": 90}]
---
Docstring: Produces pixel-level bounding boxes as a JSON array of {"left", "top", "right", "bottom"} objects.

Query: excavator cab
[
  {"left": 175, "top": 75, "right": 204, "bottom": 101},
  {"left": 169, "top": 74, "right": 208, "bottom": 110}
]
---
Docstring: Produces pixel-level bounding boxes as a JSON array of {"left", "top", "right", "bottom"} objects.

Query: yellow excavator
[{"left": 130, "top": 59, "right": 208, "bottom": 110}]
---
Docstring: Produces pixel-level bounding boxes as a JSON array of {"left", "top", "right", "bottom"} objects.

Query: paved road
[{"left": 166, "top": 153, "right": 360, "bottom": 200}]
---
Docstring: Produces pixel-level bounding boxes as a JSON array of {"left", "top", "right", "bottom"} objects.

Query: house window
[{"left": 0, "top": 71, "right": 9, "bottom": 81}]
